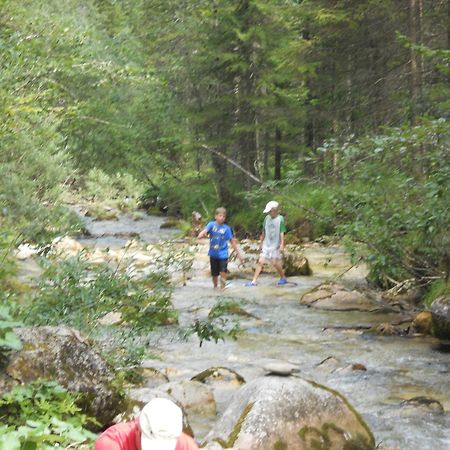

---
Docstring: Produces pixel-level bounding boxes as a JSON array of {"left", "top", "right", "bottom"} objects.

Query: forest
[{"left": 0, "top": 0, "right": 449, "bottom": 449}]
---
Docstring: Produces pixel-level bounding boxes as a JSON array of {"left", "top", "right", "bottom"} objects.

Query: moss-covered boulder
[
  {"left": 204, "top": 376, "right": 375, "bottom": 450},
  {"left": 431, "top": 295, "right": 450, "bottom": 339},
  {"left": 2, "top": 326, "right": 122, "bottom": 428}
]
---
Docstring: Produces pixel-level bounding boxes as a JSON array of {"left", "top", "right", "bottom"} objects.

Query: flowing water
[{"left": 20, "top": 213, "right": 450, "bottom": 449}]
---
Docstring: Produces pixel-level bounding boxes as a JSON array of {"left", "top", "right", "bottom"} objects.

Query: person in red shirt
[{"left": 95, "top": 398, "right": 199, "bottom": 450}]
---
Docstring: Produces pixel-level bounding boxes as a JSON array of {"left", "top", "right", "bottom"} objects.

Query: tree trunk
[
  {"left": 408, "top": 0, "right": 422, "bottom": 124},
  {"left": 274, "top": 127, "right": 282, "bottom": 181}
]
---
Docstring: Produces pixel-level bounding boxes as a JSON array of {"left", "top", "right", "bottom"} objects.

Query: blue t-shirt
[{"left": 206, "top": 221, "right": 233, "bottom": 259}]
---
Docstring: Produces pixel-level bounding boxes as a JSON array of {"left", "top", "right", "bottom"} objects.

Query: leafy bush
[
  {"left": 83, "top": 169, "right": 145, "bottom": 211},
  {"left": 23, "top": 253, "right": 177, "bottom": 333},
  {"left": 0, "top": 306, "right": 22, "bottom": 361},
  {"left": 328, "top": 118, "right": 449, "bottom": 287},
  {"left": 0, "top": 380, "right": 96, "bottom": 450},
  {"left": 181, "top": 298, "right": 241, "bottom": 347}
]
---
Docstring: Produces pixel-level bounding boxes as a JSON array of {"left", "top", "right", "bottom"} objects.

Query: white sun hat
[
  {"left": 263, "top": 200, "right": 279, "bottom": 213},
  {"left": 140, "top": 398, "right": 183, "bottom": 450}
]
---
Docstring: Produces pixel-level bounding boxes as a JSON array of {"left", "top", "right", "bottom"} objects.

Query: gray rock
[
  {"left": 157, "top": 380, "right": 216, "bottom": 416},
  {"left": 262, "top": 362, "right": 299, "bottom": 376},
  {"left": 300, "top": 283, "right": 380, "bottom": 312},
  {"left": 431, "top": 295, "right": 450, "bottom": 340},
  {"left": 400, "top": 396, "right": 444, "bottom": 415},
  {"left": 283, "top": 250, "right": 312, "bottom": 276},
  {"left": 191, "top": 367, "right": 245, "bottom": 388},
  {"left": 204, "top": 376, "right": 375, "bottom": 450},
  {"left": 3, "top": 326, "right": 121, "bottom": 428}
]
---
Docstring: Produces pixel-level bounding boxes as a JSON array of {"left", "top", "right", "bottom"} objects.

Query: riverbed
[{"left": 28, "top": 212, "right": 450, "bottom": 449}]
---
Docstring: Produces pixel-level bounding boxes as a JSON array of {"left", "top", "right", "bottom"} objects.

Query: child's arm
[
  {"left": 230, "top": 237, "right": 245, "bottom": 262},
  {"left": 259, "top": 232, "right": 265, "bottom": 250},
  {"left": 279, "top": 232, "right": 285, "bottom": 252},
  {"left": 198, "top": 227, "right": 209, "bottom": 239}
]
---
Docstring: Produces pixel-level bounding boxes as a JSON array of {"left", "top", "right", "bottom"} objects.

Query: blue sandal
[
  {"left": 277, "top": 278, "right": 288, "bottom": 286},
  {"left": 245, "top": 281, "right": 257, "bottom": 287}
]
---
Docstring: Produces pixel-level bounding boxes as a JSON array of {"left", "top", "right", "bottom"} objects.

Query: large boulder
[
  {"left": 283, "top": 250, "right": 312, "bottom": 276},
  {"left": 300, "top": 283, "right": 380, "bottom": 312},
  {"left": 204, "top": 376, "right": 375, "bottom": 450},
  {"left": 431, "top": 295, "right": 450, "bottom": 339},
  {"left": 2, "top": 326, "right": 122, "bottom": 427}
]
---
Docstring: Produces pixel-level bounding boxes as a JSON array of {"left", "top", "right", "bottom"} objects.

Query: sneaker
[
  {"left": 277, "top": 278, "right": 288, "bottom": 286},
  {"left": 245, "top": 281, "right": 257, "bottom": 287}
]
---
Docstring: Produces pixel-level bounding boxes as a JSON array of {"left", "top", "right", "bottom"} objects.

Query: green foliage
[
  {"left": 0, "top": 230, "right": 18, "bottom": 284},
  {"left": 23, "top": 253, "right": 177, "bottom": 333},
  {"left": 328, "top": 119, "right": 449, "bottom": 287},
  {"left": 83, "top": 169, "right": 145, "bottom": 210},
  {"left": 423, "top": 280, "right": 450, "bottom": 308},
  {"left": 0, "top": 306, "right": 22, "bottom": 358},
  {"left": 182, "top": 298, "right": 241, "bottom": 347},
  {"left": 0, "top": 380, "right": 96, "bottom": 450}
]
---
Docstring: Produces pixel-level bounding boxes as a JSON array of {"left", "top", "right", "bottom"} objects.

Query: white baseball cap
[
  {"left": 263, "top": 200, "right": 279, "bottom": 213},
  {"left": 139, "top": 398, "right": 183, "bottom": 450}
]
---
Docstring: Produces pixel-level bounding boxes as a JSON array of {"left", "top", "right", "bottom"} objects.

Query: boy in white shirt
[{"left": 246, "top": 200, "right": 287, "bottom": 286}]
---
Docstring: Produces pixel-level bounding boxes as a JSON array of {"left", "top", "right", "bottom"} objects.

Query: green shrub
[
  {"left": 0, "top": 380, "right": 96, "bottom": 450},
  {"left": 424, "top": 280, "right": 450, "bottom": 307},
  {"left": 23, "top": 253, "right": 177, "bottom": 333}
]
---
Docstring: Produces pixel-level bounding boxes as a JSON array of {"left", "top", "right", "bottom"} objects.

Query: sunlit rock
[
  {"left": 97, "top": 311, "right": 122, "bottom": 326},
  {"left": 300, "top": 283, "right": 380, "bottom": 312},
  {"left": 51, "top": 236, "right": 84, "bottom": 255},
  {"left": 411, "top": 311, "right": 433, "bottom": 335},
  {"left": 204, "top": 376, "right": 375, "bottom": 450},
  {"left": 15, "top": 243, "right": 39, "bottom": 260},
  {"left": 262, "top": 362, "right": 299, "bottom": 376}
]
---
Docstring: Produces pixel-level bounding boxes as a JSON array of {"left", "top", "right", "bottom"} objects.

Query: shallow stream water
[{"left": 21, "top": 213, "right": 450, "bottom": 449}]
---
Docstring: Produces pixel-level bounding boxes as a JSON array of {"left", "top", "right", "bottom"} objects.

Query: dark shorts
[{"left": 210, "top": 257, "right": 228, "bottom": 277}]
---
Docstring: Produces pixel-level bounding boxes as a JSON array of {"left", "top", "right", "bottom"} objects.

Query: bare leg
[
  {"left": 220, "top": 272, "right": 227, "bottom": 289},
  {"left": 272, "top": 259, "right": 285, "bottom": 278},
  {"left": 251, "top": 256, "right": 266, "bottom": 284},
  {"left": 212, "top": 276, "right": 219, "bottom": 289}
]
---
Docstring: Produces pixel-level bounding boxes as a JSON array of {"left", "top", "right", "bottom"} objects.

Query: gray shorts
[{"left": 261, "top": 247, "right": 281, "bottom": 261}]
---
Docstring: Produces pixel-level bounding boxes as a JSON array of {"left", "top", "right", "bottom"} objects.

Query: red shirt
[{"left": 95, "top": 419, "right": 199, "bottom": 450}]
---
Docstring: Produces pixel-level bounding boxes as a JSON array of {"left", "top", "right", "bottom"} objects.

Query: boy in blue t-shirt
[{"left": 198, "top": 207, "right": 245, "bottom": 289}]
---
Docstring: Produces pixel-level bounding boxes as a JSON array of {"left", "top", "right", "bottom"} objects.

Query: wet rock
[
  {"left": 315, "top": 356, "right": 367, "bottom": 374},
  {"left": 300, "top": 283, "right": 380, "bottom": 312},
  {"left": 140, "top": 368, "right": 170, "bottom": 389},
  {"left": 3, "top": 326, "right": 121, "bottom": 427},
  {"left": 283, "top": 250, "right": 312, "bottom": 276},
  {"left": 204, "top": 377, "right": 375, "bottom": 450},
  {"left": 157, "top": 380, "right": 216, "bottom": 416},
  {"left": 374, "top": 323, "right": 401, "bottom": 336},
  {"left": 400, "top": 396, "right": 444, "bottom": 414},
  {"left": 263, "top": 362, "right": 299, "bottom": 376},
  {"left": 430, "top": 295, "right": 450, "bottom": 340},
  {"left": 411, "top": 311, "right": 433, "bottom": 335},
  {"left": 191, "top": 367, "right": 245, "bottom": 388}
]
